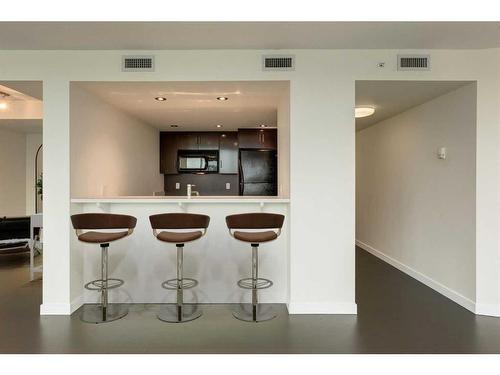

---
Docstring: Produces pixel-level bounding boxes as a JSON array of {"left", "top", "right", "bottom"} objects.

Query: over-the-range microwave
[{"left": 177, "top": 150, "right": 219, "bottom": 173}]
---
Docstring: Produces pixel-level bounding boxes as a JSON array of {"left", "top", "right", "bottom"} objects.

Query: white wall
[
  {"left": 70, "top": 85, "right": 163, "bottom": 197},
  {"left": 277, "top": 92, "right": 290, "bottom": 198},
  {"left": 356, "top": 83, "right": 477, "bottom": 310},
  {"left": 0, "top": 48, "right": 498, "bottom": 316},
  {"left": 25, "top": 132, "right": 43, "bottom": 215},
  {"left": 0, "top": 127, "right": 26, "bottom": 216}
]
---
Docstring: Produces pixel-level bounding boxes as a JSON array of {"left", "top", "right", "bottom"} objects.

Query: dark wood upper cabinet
[
  {"left": 237, "top": 129, "right": 261, "bottom": 149},
  {"left": 175, "top": 132, "right": 220, "bottom": 150},
  {"left": 219, "top": 132, "right": 238, "bottom": 174},
  {"left": 198, "top": 133, "right": 220, "bottom": 150},
  {"left": 260, "top": 129, "right": 277, "bottom": 149},
  {"left": 160, "top": 132, "right": 178, "bottom": 174},
  {"left": 238, "top": 128, "right": 277, "bottom": 150},
  {"left": 176, "top": 133, "right": 199, "bottom": 150}
]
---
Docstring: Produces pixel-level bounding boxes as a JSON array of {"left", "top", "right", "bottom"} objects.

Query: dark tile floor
[{"left": 1, "top": 248, "right": 499, "bottom": 353}]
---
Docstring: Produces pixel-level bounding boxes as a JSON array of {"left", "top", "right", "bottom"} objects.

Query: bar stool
[
  {"left": 71, "top": 213, "right": 137, "bottom": 324},
  {"left": 226, "top": 212, "right": 285, "bottom": 322},
  {"left": 149, "top": 213, "right": 210, "bottom": 323}
]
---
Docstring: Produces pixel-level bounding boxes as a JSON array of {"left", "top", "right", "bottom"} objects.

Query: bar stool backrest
[
  {"left": 149, "top": 213, "right": 210, "bottom": 229},
  {"left": 71, "top": 213, "right": 137, "bottom": 230},
  {"left": 226, "top": 213, "right": 284, "bottom": 230}
]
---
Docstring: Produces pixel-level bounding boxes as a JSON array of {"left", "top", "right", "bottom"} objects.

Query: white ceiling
[
  {"left": 0, "top": 22, "right": 498, "bottom": 50},
  {"left": 0, "top": 81, "right": 43, "bottom": 100},
  {"left": 355, "top": 81, "right": 472, "bottom": 131},
  {"left": 75, "top": 81, "right": 288, "bottom": 131},
  {"left": 0, "top": 81, "right": 43, "bottom": 133},
  {"left": 0, "top": 119, "right": 42, "bottom": 133}
]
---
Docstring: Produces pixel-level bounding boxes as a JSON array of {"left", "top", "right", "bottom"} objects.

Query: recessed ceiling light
[
  {"left": 0, "top": 92, "right": 9, "bottom": 110},
  {"left": 155, "top": 97, "right": 167, "bottom": 101},
  {"left": 216, "top": 124, "right": 223, "bottom": 128},
  {"left": 216, "top": 96, "right": 228, "bottom": 101},
  {"left": 260, "top": 124, "right": 267, "bottom": 128},
  {"left": 170, "top": 124, "right": 179, "bottom": 128},
  {"left": 355, "top": 107, "right": 375, "bottom": 118}
]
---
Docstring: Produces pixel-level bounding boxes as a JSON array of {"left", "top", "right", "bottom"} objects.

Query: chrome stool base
[
  {"left": 158, "top": 245, "right": 202, "bottom": 323},
  {"left": 80, "top": 303, "right": 129, "bottom": 324},
  {"left": 233, "top": 303, "right": 276, "bottom": 323},
  {"left": 234, "top": 245, "right": 277, "bottom": 323},
  {"left": 157, "top": 304, "right": 202, "bottom": 323}
]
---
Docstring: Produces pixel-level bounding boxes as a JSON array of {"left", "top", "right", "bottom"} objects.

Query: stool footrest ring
[
  {"left": 237, "top": 277, "right": 273, "bottom": 290},
  {"left": 84, "top": 278, "right": 124, "bottom": 291},
  {"left": 162, "top": 278, "right": 198, "bottom": 290}
]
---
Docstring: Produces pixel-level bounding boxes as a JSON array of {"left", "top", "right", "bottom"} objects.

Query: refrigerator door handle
[{"left": 238, "top": 158, "right": 244, "bottom": 195}]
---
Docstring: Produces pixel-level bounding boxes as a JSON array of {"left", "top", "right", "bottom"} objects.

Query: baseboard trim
[
  {"left": 475, "top": 303, "right": 500, "bottom": 317},
  {"left": 70, "top": 295, "right": 83, "bottom": 314},
  {"left": 287, "top": 302, "right": 357, "bottom": 314},
  {"left": 40, "top": 296, "right": 83, "bottom": 316},
  {"left": 356, "top": 239, "right": 476, "bottom": 314}
]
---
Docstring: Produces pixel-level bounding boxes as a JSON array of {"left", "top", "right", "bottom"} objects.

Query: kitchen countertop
[{"left": 71, "top": 196, "right": 290, "bottom": 204}]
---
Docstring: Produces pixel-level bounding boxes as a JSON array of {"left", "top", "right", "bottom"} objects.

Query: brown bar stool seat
[
  {"left": 226, "top": 212, "right": 285, "bottom": 322},
  {"left": 149, "top": 213, "right": 210, "bottom": 323},
  {"left": 71, "top": 213, "right": 137, "bottom": 324},
  {"left": 77, "top": 231, "right": 130, "bottom": 243},
  {"left": 233, "top": 230, "right": 278, "bottom": 243},
  {"left": 156, "top": 231, "right": 203, "bottom": 243}
]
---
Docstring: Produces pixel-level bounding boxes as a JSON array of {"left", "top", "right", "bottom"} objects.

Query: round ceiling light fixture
[
  {"left": 155, "top": 97, "right": 167, "bottom": 101},
  {"left": 354, "top": 107, "right": 375, "bottom": 118},
  {"left": 216, "top": 96, "right": 228, "bottom": 101},
  {"left": 259, "top": 124, "right": 267, "bottom": 128},
  {"left": 355, "top": 107, "right": 375, "bottom": 118},
  {"left": 0, "top": 92, "right": 10, "bottom": 110},
  {"left": 216, "top": 124, "right": 223, "bottom": 128}
]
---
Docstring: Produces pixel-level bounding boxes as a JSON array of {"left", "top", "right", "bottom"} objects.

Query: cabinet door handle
[{"left": 262, "top": 132, "right": 265, "bottom": 144}]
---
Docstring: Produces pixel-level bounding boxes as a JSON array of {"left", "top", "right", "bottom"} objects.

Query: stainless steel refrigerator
[{"left": 239, "top": 150, "right": 278, "bottom": 196}]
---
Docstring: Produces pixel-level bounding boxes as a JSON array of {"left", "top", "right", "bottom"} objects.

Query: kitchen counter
[
  {"left": 71, "top": 196, "right": 290, "bottom": 204},
  {"left": 70, "top": 195, "right": 289, "bottom": 306}
]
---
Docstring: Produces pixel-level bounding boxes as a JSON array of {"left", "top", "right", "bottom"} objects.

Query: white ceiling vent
[
  {"left": 122, "top": 55, "right": 155, "bottom": 72},
  {"left": 262, "top": 55, "right": 295, "bottom": 71},
  {"left": 397, "top": 54, "right": 430, "bottom": 71}
]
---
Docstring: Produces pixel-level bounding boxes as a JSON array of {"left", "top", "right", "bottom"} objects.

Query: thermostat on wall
[{"left": 438, "top": 147, "right": 447, "bottom": 160}]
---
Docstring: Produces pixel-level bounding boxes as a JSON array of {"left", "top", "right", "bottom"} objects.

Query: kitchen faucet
[{"left": 187, "top": 184, "right": 200, "bottom": 198}]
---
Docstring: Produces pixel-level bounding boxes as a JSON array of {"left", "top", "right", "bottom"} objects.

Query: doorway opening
[
  {"left": 0, "top": 81, "right": 43, "bottom": 295},
  {"left": 355, "top": 80, "right": 477, "bottom": 313}
]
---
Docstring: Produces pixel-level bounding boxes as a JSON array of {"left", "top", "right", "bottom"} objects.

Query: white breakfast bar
[{"left": 70, "top": 196, "right": 289, "bottom": 307}]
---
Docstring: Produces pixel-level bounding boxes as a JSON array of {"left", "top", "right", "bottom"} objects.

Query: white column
[
  {"left": 287, "top": 72, "right": 357, "bottom": 314},
  {"left": 475, "top": 48, "right": 500, "bottom": 317},
  {"left": 40, "top": 79, "right": 72, "bottom": 315}
]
